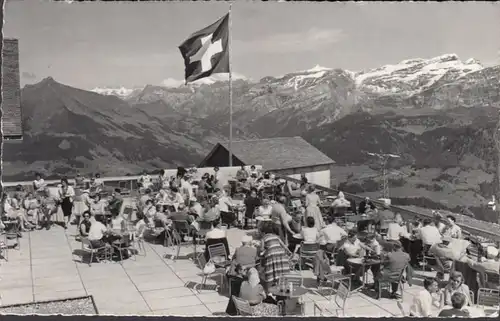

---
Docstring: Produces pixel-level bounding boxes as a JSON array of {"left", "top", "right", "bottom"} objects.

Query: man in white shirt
[
  {"left": 409, "top": 278, "right": 440, "bottom": 317},
  {"left": 318, "top": 216, "right": 347, "bottom": 250},
  {"left": 419, "top": 219, "right": 442, "bottom": 247},
  {"left": 87, "top": 216, "right": 109, "bottom": 248},
  {"left": 386, "top": 214, "right": 409, "bottom": 241},
  {"left": 341, "top": 232, "right": 363, "bottom": 258}
]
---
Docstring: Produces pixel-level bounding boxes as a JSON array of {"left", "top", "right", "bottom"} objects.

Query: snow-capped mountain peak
[
  {"left": 354, "top": 53, "right": 484, "bottom": 96},
  {"left": 91, "top": 86, "right": 140, "bottom": 98}
]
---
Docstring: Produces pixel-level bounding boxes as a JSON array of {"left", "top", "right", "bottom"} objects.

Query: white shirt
[
  {"left": 419, "top": 225, "right": 442, "bottom": 246},
  {"left": 258, "top": 205, "right": 273, "bottom": 218},
  {"left": 180, "top": 179, "right": 193, "bottom": 200},
  {"left": 319, "top": 224, "right": 347, "bottom": 245},
  {"left": 33, "top": 179, "right": 46, "bottom": 191},
  {"left": 140, "top": 175, "right": 153, "bottom": 188},
  {"left": 409, "top": 290, "right": 439, "bottom": 317},
  {"left": 342, "top": 239, "right": 362, "bottom": 257},
  {"left": 206, "top": 228, "right": 226, "bottom": 239},
  {"left": 386, "top": 223, "right": 409, "bottom": 241},
  {"left": 88, "top": 220, "right": 107, "bottom": 241},
  {"left": 301, "top": 227, "right": 319, "bottom": 243},
  {"left": 58, "top": 186, "right": 75, "bottom": 201},
  {"left": 218, "top": 196, "right": 232, "bottom": 212}
]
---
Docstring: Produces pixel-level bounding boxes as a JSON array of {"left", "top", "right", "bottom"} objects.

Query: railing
[
  {"left": 278, "top": 175, "right": 500, "bottom": 243},
  {"left": 3, "top": 171, "right": 500, "bottom": 242}
]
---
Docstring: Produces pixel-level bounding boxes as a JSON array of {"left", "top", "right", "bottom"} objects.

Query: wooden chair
[
  {"left": 196, "top": 252, "right": 226, "bottom": 293},
  {"left": 232, "top": 295, "right": 253, "bottom": 316},
  {"left": 314, "top": 279, "right": 350, "bottom": 316},
  {"left": 81, "top": 237, "right": 110, "bottom": 266},
  {"left": 477, "top": 288, "right": 500, "bottom": 307}
]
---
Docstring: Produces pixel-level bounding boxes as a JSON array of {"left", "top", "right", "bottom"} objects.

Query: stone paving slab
[{"left": 0, "top": 223, "right": 429, "bottom": 316}]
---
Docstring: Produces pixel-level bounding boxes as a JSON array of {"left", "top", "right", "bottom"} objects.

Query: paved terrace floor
[{"left": 0, "top": 222, "right": 435, "bottom": 316}]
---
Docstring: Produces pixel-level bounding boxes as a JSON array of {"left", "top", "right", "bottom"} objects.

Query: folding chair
[
  {"left": 377, "top": 264, "right": 407, "bottom": 300},
  {"left": 477, "top": 288, "right": 500, "bottom": 308},
  {"left": 196, "top": 252, "right": 226, "bottom": 293},
  {"left": 314, "top": 279, "right": 351, "bottom": 316},
  {"left": 81, "top": 238, "right": 111, "bottom": 266},
  {"left": 299, "top": 242, "right": 320, "bottom": 272},
  {"left": 207, "top": 243, "right": 231, "bottom": 268}
]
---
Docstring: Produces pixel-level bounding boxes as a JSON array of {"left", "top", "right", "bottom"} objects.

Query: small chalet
[{"left": 199, "top": 136, "right": 335, "bottom": 188}]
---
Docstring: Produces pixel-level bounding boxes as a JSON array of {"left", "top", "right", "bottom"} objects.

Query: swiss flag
[{"left": 178, "top": 14, "right": 229, "bottom": 84}]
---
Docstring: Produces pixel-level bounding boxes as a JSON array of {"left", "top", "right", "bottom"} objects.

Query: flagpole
[{"left": 228, "top": 3, "right": 233, "bottom": 167}]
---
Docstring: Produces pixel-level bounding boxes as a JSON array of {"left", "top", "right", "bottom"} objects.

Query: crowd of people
[{"left": 1, "top": 165, "right": 499, "bottom": 317}]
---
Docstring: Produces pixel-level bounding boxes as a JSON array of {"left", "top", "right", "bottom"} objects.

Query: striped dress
[{"left": 261, "top": 233, "right": 290, "bottom": 284}]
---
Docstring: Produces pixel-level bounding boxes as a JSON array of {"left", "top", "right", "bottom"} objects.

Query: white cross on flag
[{"left": 179, "top": 14, "right": 229, "bottom": 84}]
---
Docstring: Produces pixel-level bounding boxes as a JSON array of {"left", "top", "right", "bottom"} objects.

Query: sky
[{"left": 4, "top": 0, "right": 500, "bottom": 90}]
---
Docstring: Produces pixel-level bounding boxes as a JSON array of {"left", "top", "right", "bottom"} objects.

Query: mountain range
[{"left": 4, "top": 53, "right": 500, "bottom": 222}]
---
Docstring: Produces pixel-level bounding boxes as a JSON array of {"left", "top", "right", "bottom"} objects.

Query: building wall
[
  {"left": 274, "top": 165, "right": 331, "bottom": 188},
  {"left": 2, "top": 38, "right": 23, "bottom": 139}
]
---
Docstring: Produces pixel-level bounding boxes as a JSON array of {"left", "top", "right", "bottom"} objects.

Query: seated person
[
  {"left": 256, "top": 198, "right": 273, "bottom": 221},
  {"left": 409, "top": 278, "right": 441, "bottom": 317},
  {"left": 419, "top": 218, "right": 443, "bottom": 248},
  {"left": 87, "top": 216, "right": 111, "bottom": 248},
  {"left": 358, "top": 197, "right": 376, "bottom": 214},
  {"left": 109, "top": 211, "right": 126, "bottom": 231},
  {"left": 429, "top": 237, "right": 455, "bottom": 279},
  {"left": 468, "top": 246, "right": 500, "bottom": 288},
  {"left": 440, "top": 271, "right": 471, "bottom": 307},
  {"left": 204, "top": 220, "right": 230, "bottom": 262},
  {"left": 238, "top": 268, "right": 280, "bottom": 316},
  {"left": 373, "top": 242, "right": 410, "bottom": 299},
  {"left": 318, "top": 216, "right": 348, "bottom": 253},
  {"left": 230, "top": 235, "right": 258, "bottom": 273},
  {"left": 373, "top": 204, "right": 394, "bottom": 232},
  {"left": 79, "top": 211, "right": 92, "bottom": 237},
  {"left": 300, "top": 216, "right": 320, "bottom": 244},
  {"left": 386, "top": 214, "right": 409, "bottom": 242},
  {"left": 168, "top": 203, "right": 195, "bottom": 241},
  {"left": 365, "top": 233, "right": 382, "bottom": 256},
  {"left": 340, "top": 231, "right": 371, "bottom": 285},
  {"left": 188, "top": 197, "right": 204, "bottom": 218},
  {"left": 438, "top": 292, "right": 470, "bottom": 317},
  {"left": 143, "top": 199, "right": 157, "bottom": 227}
]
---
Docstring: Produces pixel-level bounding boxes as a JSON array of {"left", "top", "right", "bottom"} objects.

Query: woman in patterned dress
[{"left": 259, "top": 221, "right": 291, "bottom": 291}]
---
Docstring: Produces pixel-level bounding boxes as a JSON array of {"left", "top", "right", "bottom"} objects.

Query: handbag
[{"left": 203, "top": 260, "right": 216, "bottom": 274}]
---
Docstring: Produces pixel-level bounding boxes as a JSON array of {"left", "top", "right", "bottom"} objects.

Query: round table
[
  {"left": 269, "top": 286, "right": 308, "bottom": 298},
  {"left": 347, "top": 257, "right": 382, "bottom": 289}
]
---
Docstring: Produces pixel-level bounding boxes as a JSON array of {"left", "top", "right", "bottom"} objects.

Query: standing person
[
  {"left": 58, "top": 178, "right": 75, "bottom": 229},
  {"left": 270, "top": 196, "right": 293, "bottom": 243},
  {"left": 243, "top": 189, "right": 261, "bottom": 229},
  {"left": 40, "top": 187, "right": 57, "bottom": 230},
  {"left": 236, "top": 165, "right": 249, "bottom": 182},
  {"left": 305, "top": 185, "right": 324, "bottom": 230},
  {"left": 73, "top": 188, "right": 91, "bottom": 227},
  {"left": 259, "top": 222, "right": 291, "bottom": 292}
]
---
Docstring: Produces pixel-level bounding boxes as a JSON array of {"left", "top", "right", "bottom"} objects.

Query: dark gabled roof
[
  {"left": 2, "top": 38, "right": 23, "bottom": 139},
  {"left": 202, "top": 136, "right": 335, "bottom": 171}
]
